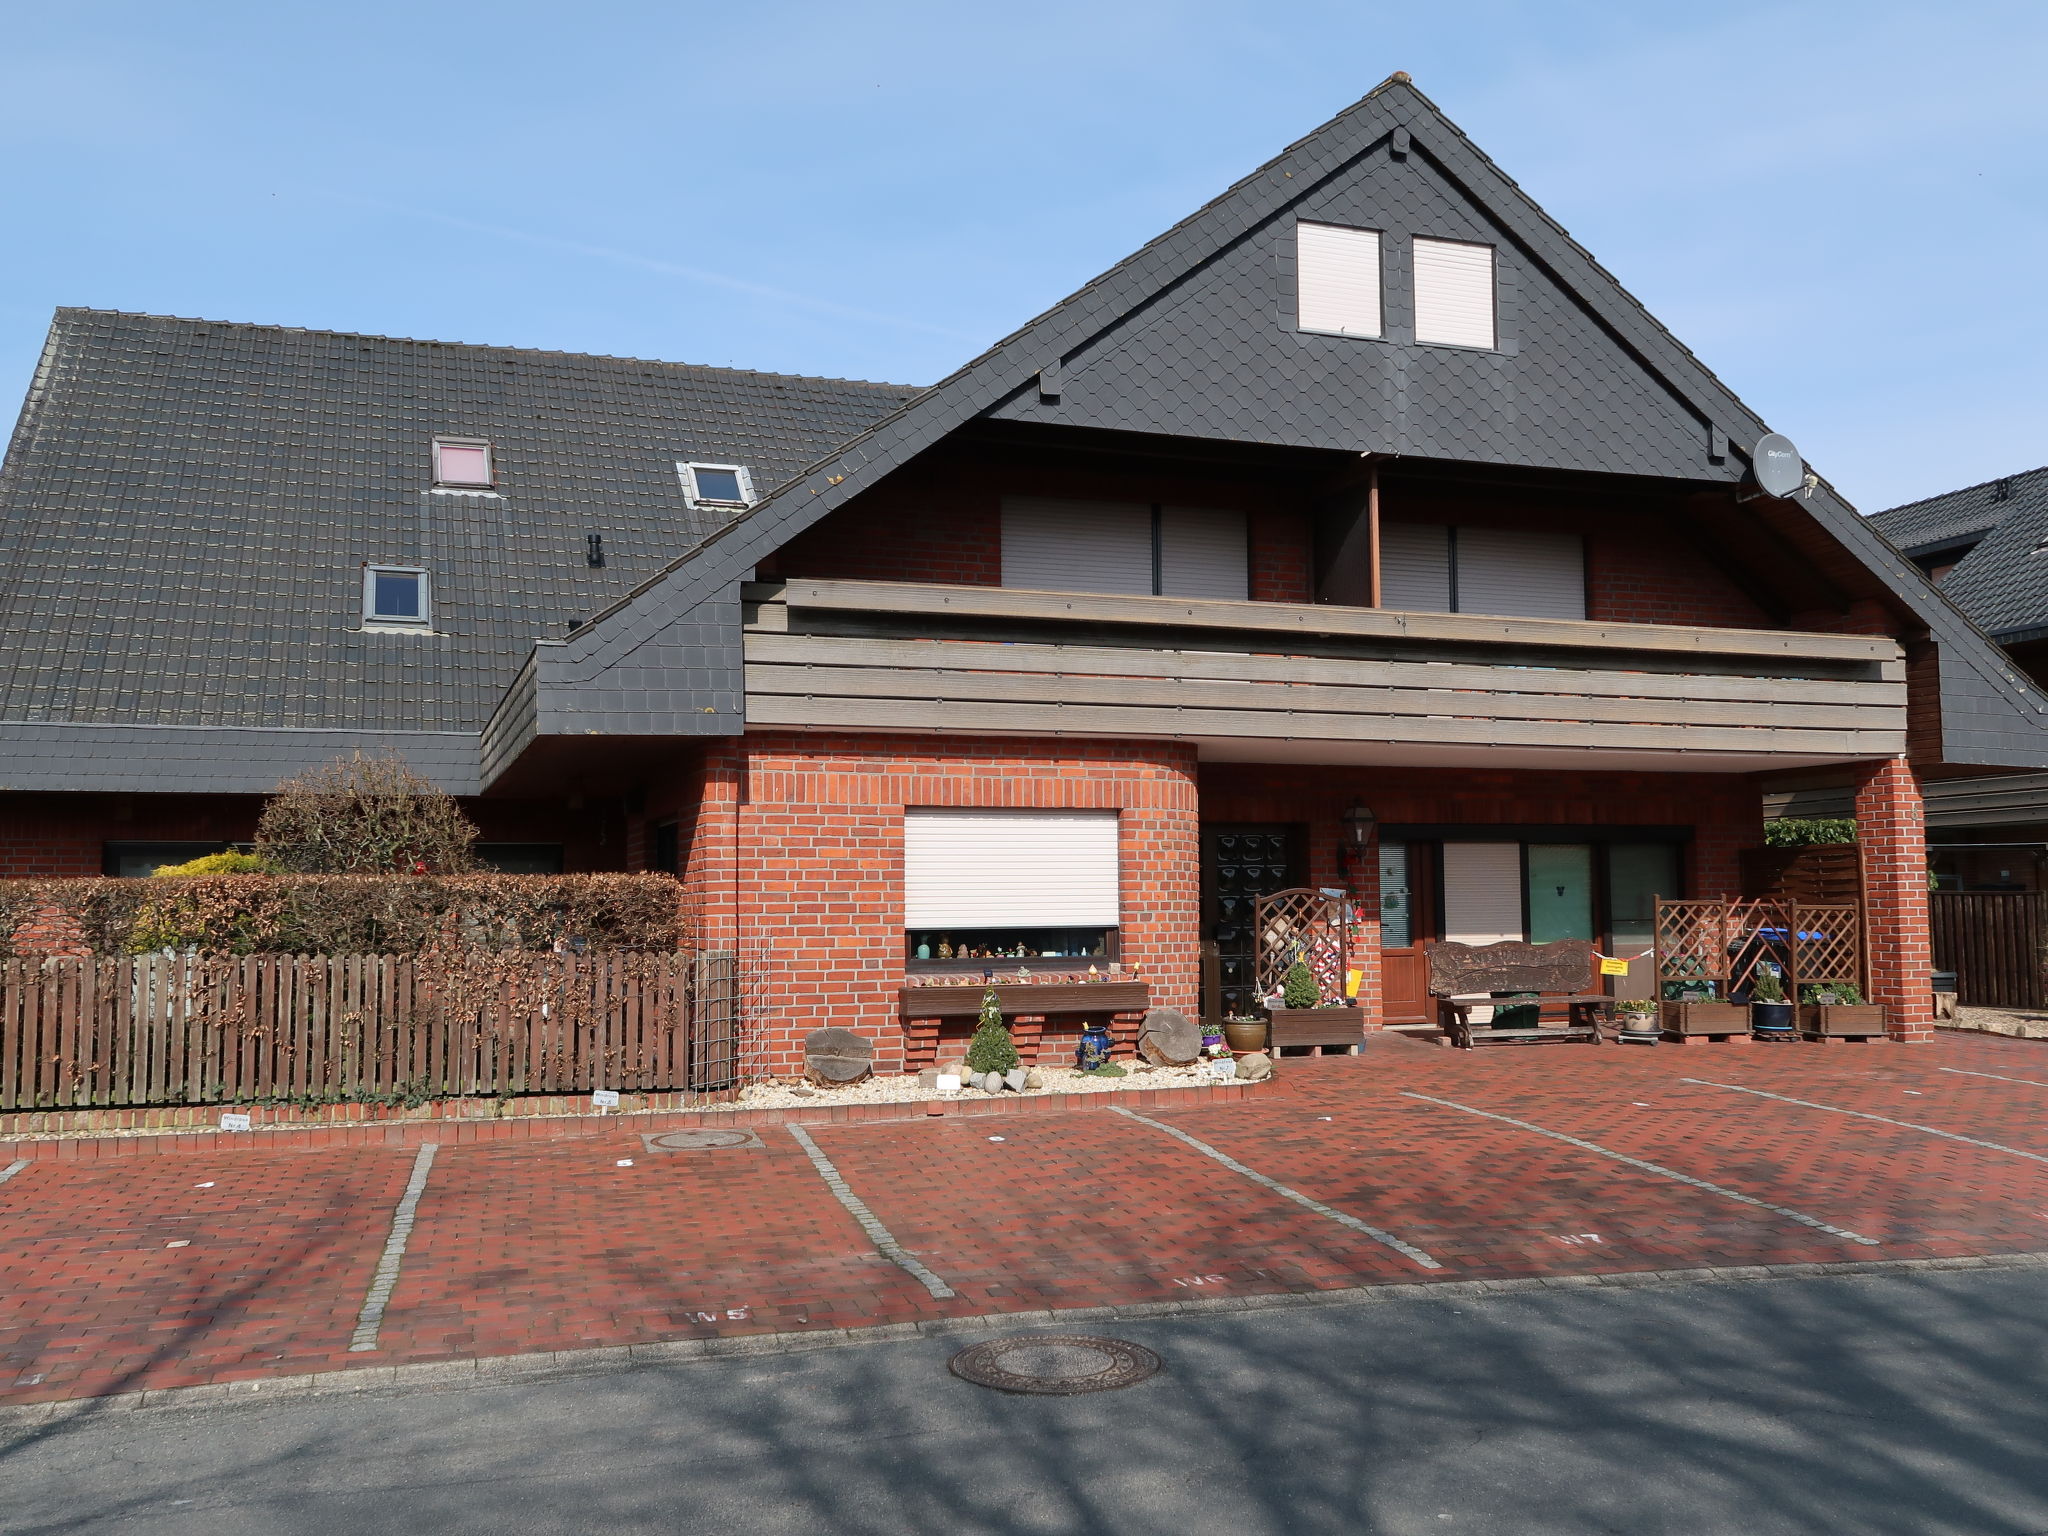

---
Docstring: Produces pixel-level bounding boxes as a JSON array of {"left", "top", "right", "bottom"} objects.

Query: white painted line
[
  {"left": 1940, "top": 1066, "right": 2048, "bottom": 1091},
  {"left": 786, "top": 1125, "right": 956, "bottom": 1299},
  {"left": 0, "top": 1159, "right": 29, "bottom": 1187},
  {"left": 349, "top": 1142, "right": 440, "bottom": 1353},
  {"left": 1686, "top": 1079, "right": 2048, "bottom": 1169},
  {"left": 1111, "top": 1106, "right": 1443, "bottom": 1270},
  {"left": 1404, "top": 1092, "right": 1879, "bottom": 1246}
]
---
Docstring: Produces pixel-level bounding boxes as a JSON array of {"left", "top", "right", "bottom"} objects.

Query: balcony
[{"left": 741, "top": 579, "right": 1907, "bottom": 771}]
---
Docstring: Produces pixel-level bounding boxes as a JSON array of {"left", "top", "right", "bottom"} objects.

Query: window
[
  {"left": 680, "top": 462, "right": 755, "bottom": 508},
  {"left": 1374, "top": 524, "right": 1584, "bottom": 620},
  {"left": 904, "top": 809, "right": 1120, "bottom": 972},
  {"left": 650, "top": 820, "right": 680, "bottom": 875},
  {"left": 102, "top": 841, "right": 231, "bottom": 878},
  {"left": 1296, "top": 221, "right": 1383, "bottom": 337},
  {"left": 1001, "top": 497, "right": 1248, "bottom": 599},
  {"left": 474, "top": 843, "right": 564, "bottom": 874},
  {"left": 433, "top": 438, "right": 493, "bottom": 487},
  {"left": 1412, "top": 237, "right": 1497, "bottom": 349},
  {"left": 363, "top": 565, "right": 429, "bottom": 627}
]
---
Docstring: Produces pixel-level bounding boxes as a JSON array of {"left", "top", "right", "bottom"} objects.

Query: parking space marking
[
  {"left": 1111, "top": 1106, "right": 1443, "bottom": 1270},
  {"left": 786, "top": 1126, "right": 956, "bottom": 1299},
  {"left": 0, "top": 1158, "right": 28, "bottom": 1187},
  {"left": 1940, "top": 1066, "right": 2048, "bottom": 1091},
  {"left": 1686, "top": 1079, "right": 2048, "bottom": 1168},
  {"left": 1404, "top": 1092, "right": 1879, "bottom": 1245},
  {"left": 348, "top": 1142, "right": 440, "bottom": 1353}
]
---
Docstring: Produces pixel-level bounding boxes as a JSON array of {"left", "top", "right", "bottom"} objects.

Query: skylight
[
  {"left": 680, "top": 462, "right": 754, "bottom": 508},
  {"left": 433, "top": 438, "right": 494, "bottom": 488},
  {"left": 363, "top": 566, "right": 430, "bottom": 627}
]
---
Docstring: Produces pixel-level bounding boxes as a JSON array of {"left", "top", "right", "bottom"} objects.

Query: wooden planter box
[
  {"left": 1801, "top": 1004, "right": 1887, "bottom": 1037},
  {"left": 1266, "top": 1006, "right": 1364, "bottom": 1050},
  {"left": 1661, "top": 1001, "right": 1749, "bottom": 1035},
  {"left": 899, "top": 981, "right": 1150, "bottom": 1019}
]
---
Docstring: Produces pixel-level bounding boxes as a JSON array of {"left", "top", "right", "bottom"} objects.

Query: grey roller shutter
[
  {"left": 1455, "top": 528, "right": 1585, "bottom": 620},
  {"left": 1378, "top": 522, "right": 1452, "bottom": 613},
  {"left": 1159, "top": 507, "right": 1248, "bottom": 599},
  {"left": 1413, "top": 238, "right": 1496, "bottom": 349},
  {"left": 1002, "top": 497, "right": 1152, "bottom": 594},
  {"left": 1441, "top": 843, "right": 1525, "bottom": 945},
  {"left": 1296, "top": 222, "right": 1383, "bottom": 337},
  {"left": 903, "top": 810, "right": 1121, "bottom": 927}
]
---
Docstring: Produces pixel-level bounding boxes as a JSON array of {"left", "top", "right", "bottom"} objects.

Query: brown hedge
[{"left": 0, "top": 873, "right": 689, "bottom": 958}]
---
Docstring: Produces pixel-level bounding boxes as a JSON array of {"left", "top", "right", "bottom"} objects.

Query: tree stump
[
  {"left": 1138, "top": 1007, "right": 1201, "bottom": 1066},
  {"left": 804, "top": 1028, "right": 875, "bottom": 1087}
]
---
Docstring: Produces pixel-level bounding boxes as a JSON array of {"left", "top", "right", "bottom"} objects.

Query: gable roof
[
  {"left": 513, "top": 74, "right": 2048, "bottom": 774},
  {"left": 1868, "top": 467, "right": 2048, "bottom": 642},
  {"left": 0, "top": 308, "right": 913, "bottom": 787}
]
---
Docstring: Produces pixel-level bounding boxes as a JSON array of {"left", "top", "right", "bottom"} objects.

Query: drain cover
[
  {"left": 948, "top": 1335, "right": 1162, "bottom": 1395},
  {"left": 640, "top": 1128, "right": 763, "bottom": 1152}
]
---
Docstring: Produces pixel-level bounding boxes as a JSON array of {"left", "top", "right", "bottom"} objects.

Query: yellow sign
[
  {"left": 1599, "top": 956, "right": 1631, "bottom": 976},
  {"left": 1345, "top": 968, "right": 1364, "bottom": 998}
]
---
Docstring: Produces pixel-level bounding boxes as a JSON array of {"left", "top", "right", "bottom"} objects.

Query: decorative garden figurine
[{"left": 1077, "top": 1021, "right": 1113, "bottom": 1072}]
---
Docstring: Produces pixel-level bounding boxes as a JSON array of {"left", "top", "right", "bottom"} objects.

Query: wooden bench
[{"left": 1424, "top": 939, "right": 1608, "bottom": 1050}]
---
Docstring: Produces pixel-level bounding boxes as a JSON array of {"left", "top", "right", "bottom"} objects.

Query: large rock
[
  {"left": 1138, "top": 1007, "right": 1202, "bottom": 1066},
  {"left": 1004, "top": 1068, "right": 1028, "bottom": 1092},
  {"left": 804, "top": 1028, "right": 875, "bottom": 1087},
  {"left": 1235, "top": 1051, "right": 1274, "bottom": 1082}
]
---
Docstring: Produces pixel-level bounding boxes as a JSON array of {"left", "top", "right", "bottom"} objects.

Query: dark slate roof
[
  {"left": 1867, "top": 468, "right": 2048, "bottom": 555},
  {"left": 0, "top": 309, "right": 914, "bottom": 740},
  {"left": 517, "top": 73, "right": 2048, "bottom": 772},
  {"left": 1866, "top": 467, "right": 2048, "bottom": 641}
]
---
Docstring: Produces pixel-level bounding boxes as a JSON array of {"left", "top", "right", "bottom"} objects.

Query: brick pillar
[{"left": 1853, "top": 757, "right": 1933, "bottom": 1041}]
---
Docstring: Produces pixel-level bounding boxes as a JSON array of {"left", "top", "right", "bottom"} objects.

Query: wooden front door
[
  {"left": 1202, "top": 824, "right": 1303, "bottom": 1021},
  {"left": 1377, "top": 839, "right": 1436, "bottom": 1024}
]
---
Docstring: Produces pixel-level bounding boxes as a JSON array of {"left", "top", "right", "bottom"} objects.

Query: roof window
[
  {"left": 680, "top": 462, "right": 755, "bottom": 509},
  {"left": 1412, "top": 237, "right": 1497, "bottom": 349},
  {"left": 1295, "top": 222, "right": 1383, "bottom": 338},
  {"left": 363, "top": 565, "right": 430, "bottom": 628},
  {"left": 433, "top": 438, "right": 494, "bottom": 488}
]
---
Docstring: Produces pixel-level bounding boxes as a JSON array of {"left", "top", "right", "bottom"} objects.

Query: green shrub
[
  {"left": 1750, "top": 968, "right": 1785, "bottom": 1003},
  {"left": 253, "top": 753, "right": 481, "bottom": 874},
  {"left": 1764, "top": 818, "right": 1856, "bottom": 847},
  {"left": 151, "top": 851, "right": 276, "bottom": 877},
  {"left": 1281, "top": 960, "right": 1320, "bottom": 1009},
  {"left": 964, "top": 988, "right": 1020, "bottom": 1074}
]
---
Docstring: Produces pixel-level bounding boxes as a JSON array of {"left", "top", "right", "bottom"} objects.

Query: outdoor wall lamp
[{"left": 1342, "top": 802, "right": 1377, "bottom": 850}]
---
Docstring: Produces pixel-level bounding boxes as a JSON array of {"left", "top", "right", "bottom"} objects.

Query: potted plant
[
  {"left": 1749, "top": 966, "right": 1795, "bottom": 1040},
  {"left": 1613, "top": 999, "right": 1659, "bottom": 1043},
  {"left": 1222, "top": 1014, "right": 1269, "bottom": 1054},
  {"left": 1265, "top": 959, "right": 1363, "bottom": 1053},
  {"left": 1800, "top": 982, "right": 1886, "bottom": 1037}
]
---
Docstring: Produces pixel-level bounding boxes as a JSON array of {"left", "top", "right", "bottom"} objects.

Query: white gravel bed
[{"left": 735, "top": 1061, "right": 1239, "bottom": 1111}]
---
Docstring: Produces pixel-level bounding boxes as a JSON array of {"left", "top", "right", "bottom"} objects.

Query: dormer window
[
  {"left": 433, "top": 438, "right": 494, "bottom": 488},
  {"left": 1412, "top": 238, "right": 1496, "bottom": 349},
  {"left": 679, "top": 462, "right": 755, "bottom": 509},
  {"left": 363, "top": 565, "right": 430, "bottom": 628}
]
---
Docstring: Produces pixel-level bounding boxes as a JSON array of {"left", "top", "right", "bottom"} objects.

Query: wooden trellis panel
[{"left": 1255, "top": 888, "right": 1352, "bottom": 1001}]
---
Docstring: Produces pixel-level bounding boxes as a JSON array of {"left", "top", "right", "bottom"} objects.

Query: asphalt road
[{"left": 8, "top": 1266, "right": 2048, "bottom": 1536}]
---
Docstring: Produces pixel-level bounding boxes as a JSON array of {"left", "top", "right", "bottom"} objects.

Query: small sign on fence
[
  {"left": 219, "top": 1113, "right": 253, "bottom": 1133},
  {"left": 592, "top": 1089, "right": 622, "bottom": 1111}
]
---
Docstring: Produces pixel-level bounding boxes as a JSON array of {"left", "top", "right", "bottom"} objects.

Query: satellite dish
[{"left": 1752, "top": 433, "right": 1806, "bottom": 499}]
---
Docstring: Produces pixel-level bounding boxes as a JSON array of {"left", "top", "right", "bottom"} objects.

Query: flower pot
[
  {"left": 1223, "top": 1020, "right": 1268, "bottom": 1054},
  {"left": 1615, "top": 1011, "right": 1659, "bottom": 1044},
  {"left": 1750, "top": 1002, "right": 1796, "bottom": 1039}
]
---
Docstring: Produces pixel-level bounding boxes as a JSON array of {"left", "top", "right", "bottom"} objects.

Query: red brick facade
[{"left": 1853, "top": 756, "right": 1933, "bottom": 1041}]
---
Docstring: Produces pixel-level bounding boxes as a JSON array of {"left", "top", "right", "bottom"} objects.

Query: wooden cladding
[
  {"left": 0, "top": 950, "right": 736, "bottom": 1111},
  {"left": 1930, "top": 892, "right": 2046, "bottom": 1010},
  {"left": 743, "top": 579, "right": 1908, "bottom": 760}
]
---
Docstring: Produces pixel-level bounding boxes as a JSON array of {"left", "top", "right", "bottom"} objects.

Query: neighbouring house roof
[
  {"left": 1869, "top": 468, "right": 2048, "bottom": 641},
  {"left": 0, "top": 309, "right": 913, "bottom": 787}
]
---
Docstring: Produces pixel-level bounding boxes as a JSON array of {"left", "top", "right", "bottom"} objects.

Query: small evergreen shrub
[
  {"left": 152, "top": 851, "right": 276, "bottom": 877},
  {"left": 1281, "top": 960, "right": 1320, "bottom": 1009},
  {"left": 964, "top": 988, "right": 1020, "bottom": 1074},
  {"left": 1751, "top": 968, "right": 1785, "bottom": 1003}
]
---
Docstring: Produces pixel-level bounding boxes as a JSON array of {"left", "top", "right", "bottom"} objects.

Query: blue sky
[{"left": 3, "top": 0, "right": 2043, "bottom": 510}]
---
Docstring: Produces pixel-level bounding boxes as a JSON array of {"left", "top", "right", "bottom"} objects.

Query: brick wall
[
  {"left": 667, "top": 733, "right": 1201, "bottom": 1077},
  {"left": 1585, "top": 532, "right": 1771, "bottom": 628},
  {"left": 1853, "top": 756, "right": 1933, "bottom": 1041}
]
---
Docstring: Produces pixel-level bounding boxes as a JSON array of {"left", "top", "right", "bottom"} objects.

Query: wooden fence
[
  {"left": 1930, "top": 893, "right": 2047, "bottom": 1010},
  {"left": 0, "top": 950, "right": 738, "bottom": 1111}
]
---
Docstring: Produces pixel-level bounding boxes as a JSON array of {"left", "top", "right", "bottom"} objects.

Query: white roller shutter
[
  {"left": 1413, "top": 238, "right": 1496, "bottom": 349},
  {"left": 1296, "top": 222, "right": 1383, "bottom": 337},
  {"left": 1442, "top": 843, "right": 1525, "bottom": 945},
  {"left": 1454, "top": 528, "right": 1585, "bottom": 620},
  {"left": 1002, "top": 497, "right": 1152, "bottom": 594},
  {"left": 904, "top": 810, "right": 1120, "bottom": 927},
  {"left": 1159, "top": 507, "right": 1248, "bottom": 599},
  {"left": 1378, "top": 522, "right": 1452, "bottom": 613}
]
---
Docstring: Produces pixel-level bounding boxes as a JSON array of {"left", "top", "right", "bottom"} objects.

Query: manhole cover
[
  {"left": 640, "top": 1128, "right": 763, "bottom": 1152},
  {"left": 948, "top": 1335, "right": 1161, "bottom": 1395}
]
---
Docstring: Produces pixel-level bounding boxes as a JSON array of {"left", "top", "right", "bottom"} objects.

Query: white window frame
[
  {"left": 1411, "top": 236, "right": 1498, "bottom": 351},
  {"left": 679, "top": 462, "right": 756, "bottom": 509},
  {"left": 902, "top": 809, "right": 1121, "bottom": 928},
  {"left": 432, "top": 437, "right": 494, "bottom": 489},
  {"left": 1294, "top": 220, "right": 1385, "bottom": 339},
  {"left": 362, "top": 564, "right": 431, "bottom": 629}
]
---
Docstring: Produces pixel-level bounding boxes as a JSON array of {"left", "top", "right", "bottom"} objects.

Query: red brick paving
[{"left": 12, "top": 1032, "right": 2048, "bottom": 1406}]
